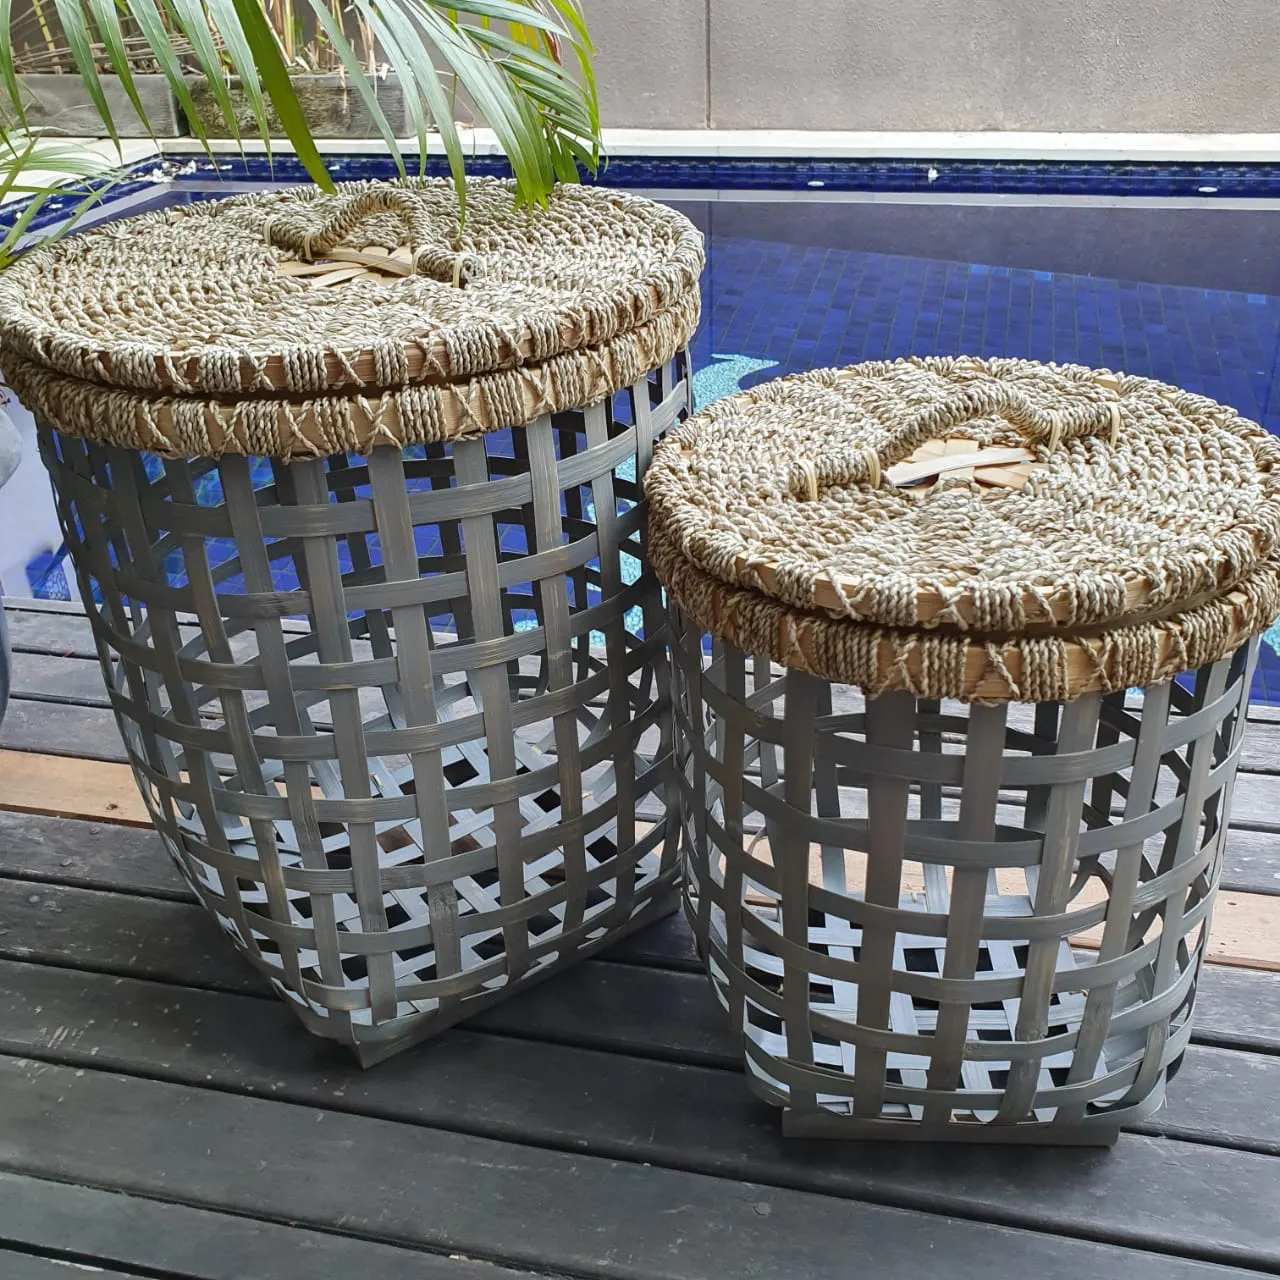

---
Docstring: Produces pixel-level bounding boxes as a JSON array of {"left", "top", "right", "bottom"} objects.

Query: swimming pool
[{"left": 7, "top": 156, "right": 1280, "bottom": 699}]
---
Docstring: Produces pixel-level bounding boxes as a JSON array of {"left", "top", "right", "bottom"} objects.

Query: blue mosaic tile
[
  {"left": 18, "top": 152, "right": 1280, "bottom": 243},
  {"left": 25, "top": 547, "right": 71, "bottom": 601}
]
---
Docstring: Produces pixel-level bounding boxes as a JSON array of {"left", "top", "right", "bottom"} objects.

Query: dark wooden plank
[
  {"left": 2, "top": 860, "right": 1277, "bottom": 1059},
  {"left": 1212, "top": 772, "right": 1280, "bottom": 832},
  {"left": 5, "top": 658, "right": 1279, "bottom": 893},
  {"left": 0, "top": 1253, "right": 144, "bottom": 1280},
  {"left": 0, "top": 811, "right": 185, "bottom": 899},
  {"left": 0, "top": 880, "right": 265, "bottom": 996},
  {"left": 1245, "top": 700, "right": 1280, "bottom": 725},
  {"left": 2, "top": 952, "right": 1277, "bottom": 1175},
  {"left": 2, "top": 602, "right": 100, "bottom": 659},
  {"left": 0, "top": 1054, "right": 1273, "bottom": 1278},
  {"left": 6, "top": 649, "right": 109, "bottom": 707},
  {"left": 607, "top": 911, "right": 701, "bottom": 969},
  {"left": 472, "top": 956, "right": 738, "bottom": 1065},
  {"left": 1238, "top": 719, "right": 1280, "bottom": 775},
  {"left": 1195, "top": 965, "right": 1280, "bottom": 1054},
  {"left": 0, "top": 698, "right": 127, "bottom": 763},
  {"left": 480, "top": 962, "right": 1280, "bottom": 1153},
  {"left": 0, "top": 1171, "right": 540, "bottom": 1280},
  {"left": 1145, "top": 1044, "right": 1280, "bottom": 1153},
  {"left": 1221, "top": 827, "right": 1280, "bottom": 898},
  {"left": 7, "top": 607, "right": 1280, "bottom": 888},
  {"left": 0, "top": 599, "right": 303, "bottom": 660}
]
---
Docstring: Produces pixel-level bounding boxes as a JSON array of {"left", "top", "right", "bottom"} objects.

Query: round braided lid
[
  {"left": 646, "top": 357, "right": 1280, "bottom": 637},
  {"left": 0, "top": 177, "right": 703, "bottom": 457}
]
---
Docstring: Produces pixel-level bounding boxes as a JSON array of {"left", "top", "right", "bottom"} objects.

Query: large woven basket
[
  {"left": 1, "top": 177, "right": 704, "bottom": 1064},
  {"left": 647, "top": 356, "right": 1280, "bottom": 1141}
]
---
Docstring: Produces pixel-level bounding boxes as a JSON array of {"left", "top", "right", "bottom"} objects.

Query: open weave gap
[
  {"left": 0, "top": 178, "right": 704, "bottom": 458},
  {"left": 645, "top": 357, "right": 1280, "bottom": 637}
]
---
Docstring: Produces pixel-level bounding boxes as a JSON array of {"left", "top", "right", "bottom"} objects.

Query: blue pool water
[{"left": 20, "top": 169, "right": 1280, "bottom": 701}]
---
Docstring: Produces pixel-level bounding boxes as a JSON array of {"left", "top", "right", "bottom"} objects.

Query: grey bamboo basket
[
  {"left": 0, "top": 177, "right": 704, "bottom": 1065},
  {"left": 646, "top": 357, "right": 1280, "bottom": 1142}
]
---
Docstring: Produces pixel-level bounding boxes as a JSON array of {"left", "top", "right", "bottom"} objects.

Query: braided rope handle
[
  {"left": 787, "top": 381, "right": 1123, "bottom": 499},
  {"left": 262, "top": 189, "right": 484, "bottom": 286}
]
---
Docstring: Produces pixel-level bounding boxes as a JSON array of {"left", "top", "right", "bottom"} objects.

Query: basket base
[
  {"left": 317, "top": 885, "right": 682, "bottom": 1069},
  {"left": 780, "top": 1107, "right": 1126, "bottom": 1146}
]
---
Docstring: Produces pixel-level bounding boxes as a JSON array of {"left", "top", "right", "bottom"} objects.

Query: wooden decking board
[
  {"left": 0, "top": 879, "right": 269, "bottom": 997},
  {"left": 6, "top": 868, "right": 1273, "bottom": 1137},
  {"left": 0, "top": 700, "right": 128, "bottom": 764},
  {"left": 0, "top": 811, "right": 191, "bottom": 901},
  {"left": 0, "top": 750, "right": 150, "bottom": 826},
  {"left": 2, "top": 601, "right": 102, "bottom": 660},
  {"left": 6, "top": 648, "right": 113, "bottom": 707},
  {"left": 0, "top": 1172, "right": 543, "bottom": 1280},
  {"left": 1141, "top": 1044, "right": 1280, "bottom": 1154},
  {"left": 7, "top": 688, "right": 1271, "bottom": 889},
  {"left": 611, "top": 915, "right": 1280, "bottom": 1056},
  {"left": 1, "top": 1252, "right": 147, "bottom": 1280},
  {"left": 0, "top": 1054, "right": 1276, "bottom": 1278},
  {"left": 1, "top": 953, "right": 1277, "bottom": 1188},
  {"left": 1194, "top": 965, "right": 1280, "bottom": 1054},
  {"left": 2, "top": 810, "right": 1279, "bottom": 1056},
  {"left": 1215, "top": 826, "right": 1280, "bottom": 897},
  {"left": 5, "top": 590, "right": 1280, "bottom": 895}
]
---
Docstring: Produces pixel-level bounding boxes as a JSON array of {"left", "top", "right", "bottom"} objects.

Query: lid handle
[
  {"left": 262, "top": 189, "right": 484, "bottom": 286},
  {"left": 787, "top": 381, "right": 1123, "bottom": 499}
]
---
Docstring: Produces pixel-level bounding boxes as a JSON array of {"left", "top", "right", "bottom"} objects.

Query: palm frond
[
  {"left": 0, "top": 130, "right": 117, "bottom": 268},
  {"left": 1, "top": 0, "right": 601, "bottom": 207}
]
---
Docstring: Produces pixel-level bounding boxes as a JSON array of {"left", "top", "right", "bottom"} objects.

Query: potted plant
[
  {"left": 183, "top": 0, "right": 415, "bottom": 139},
  {"left": 5, "top": 0, "right": 184, "bottom": 136},
  {"left": 0, "top": 0, "right": 601, "bottom": 205}
]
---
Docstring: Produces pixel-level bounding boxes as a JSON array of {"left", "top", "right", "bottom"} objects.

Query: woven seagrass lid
[
  {"left": 646, "top": 357, "right": 1280, "bottom": 701},
  {"left": 0, "top": 177, "right": 703, "bottom": 459}
]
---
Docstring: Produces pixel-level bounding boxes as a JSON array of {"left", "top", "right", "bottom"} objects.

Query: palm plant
[
  {"left": 0, "top": 0, "right": 601, "bottom": 209},
  {"left": 0, "top": 127, "right": 116, "bottom": 265}
]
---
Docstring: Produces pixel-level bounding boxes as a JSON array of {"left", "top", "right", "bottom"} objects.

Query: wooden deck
[{"left": 1, "top": 594, "right": 1278, "bottom": 1280}]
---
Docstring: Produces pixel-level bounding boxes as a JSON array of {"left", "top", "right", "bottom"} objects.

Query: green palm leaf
[
  {"left": 0, "top": 131, "right": 117, "bottom": 268},
  {"left": 0, "top": 0, "right": 601, "bottom": 208}
]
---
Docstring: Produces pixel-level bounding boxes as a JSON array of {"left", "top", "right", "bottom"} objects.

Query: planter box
[
  {"left": 11, "top": 73, "right": 181, "bottom": 137},
  {"left": 184, "top": 73, "right": 410, "bottom": 139}
]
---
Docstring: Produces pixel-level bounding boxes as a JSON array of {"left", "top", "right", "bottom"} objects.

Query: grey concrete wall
[
  {"left": 585, "top": 0, "right": 708, "bottom": 129},
  {"left": 585, "top": 0, "right": 1280, "bottom": 132}
]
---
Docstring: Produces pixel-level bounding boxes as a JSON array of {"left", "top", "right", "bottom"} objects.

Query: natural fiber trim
[
  {"left": 645, "top": 357, "right": 1280, "bottom": 638},
  {"left": 2, "top": 285, "right": 699, "bottom": 458},
  {"left": 0, "top": 177, "right": 704, "bottom": 458},
  {"left": 653, "top": 521, "right": 1280, "bottom": 702}
]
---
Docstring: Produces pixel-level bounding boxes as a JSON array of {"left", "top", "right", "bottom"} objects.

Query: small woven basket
[
  {"left": 647, "top": 356, "right": 1280, "bottom": 1142},
  {"left": 2, "top": 177, "right": 704, "bottom": 1064}
]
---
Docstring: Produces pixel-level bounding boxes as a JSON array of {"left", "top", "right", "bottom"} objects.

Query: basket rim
[
  {"left": 0, "top": 178, "right": 705, "bottom": 457},
  {"left": 654, "top": 526, "right": 1279, "bottom": 702}
]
